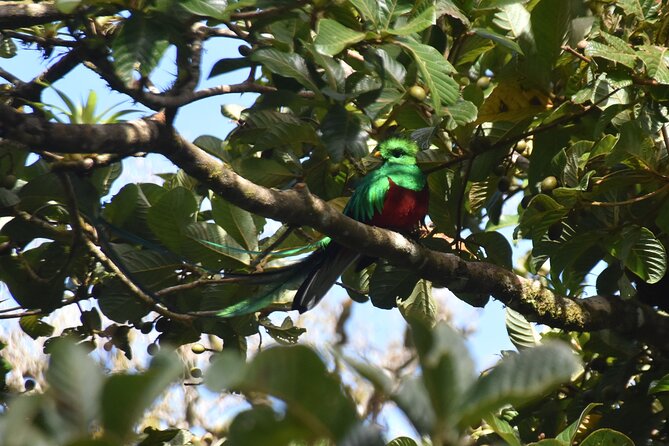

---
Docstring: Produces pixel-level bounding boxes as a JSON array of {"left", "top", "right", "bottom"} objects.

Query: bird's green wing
[{"left": 343, "top": 169, "right": 390, "bottom": 223}]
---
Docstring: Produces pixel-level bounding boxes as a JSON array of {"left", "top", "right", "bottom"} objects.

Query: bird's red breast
[{"left": 368, "top": 178, "right": 429, "bottom": 231}]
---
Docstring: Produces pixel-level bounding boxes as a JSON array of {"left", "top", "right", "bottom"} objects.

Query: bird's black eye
[{"left": 391, "top": 149, "right": 403, "bottom": 158}]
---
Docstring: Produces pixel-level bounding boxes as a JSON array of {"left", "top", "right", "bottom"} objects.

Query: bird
[{"left": 291, "top": 137, "right": 429, "bottom": 313}]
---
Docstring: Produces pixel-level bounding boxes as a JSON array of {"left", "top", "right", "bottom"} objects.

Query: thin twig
[
  {"left": 562, "top": 45, "right": 591, "bottom": 64},
  {"left": 249, "top": 226, "right": 296, "bottom": 269},
  {"left": 586, "top": 183, "right": 669, "bottom": 207}
]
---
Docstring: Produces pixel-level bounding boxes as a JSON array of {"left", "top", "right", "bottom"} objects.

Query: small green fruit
[
  {"left": 408, "top": 85, "right": 427, "bottom": 101},
  {"left": 476, "top": 76, "right": 491, "bottom": 89},
  {"left": 191, "top": 343, "right": 206, "bottom": 354},
  {"left": 515, "top": 140, "right": 528, "bottom": 153},
  {"left": 540, "top": 176, "right": 558, "bottom": 193},
  {"left": 190, "top": 367, "right": 203, "bottom": 378}
]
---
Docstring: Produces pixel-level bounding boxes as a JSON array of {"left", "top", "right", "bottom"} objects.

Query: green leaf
[
  {"left": 251, "top": 48, "right": 320, "bottom": 93},
  {"left": 411, "top": 321, "right": 476, "bottom": 427},
  {"left": 206, "top": 346, "right": 359, "bottom": 442},
  {"left": 19, "top": 315, "right": 55, "bottom": 339},
  {"left": 466, "top": 231, "right": 512, "bottom": 269},
  {"left": 369, "top": 263, "right": 420, "bottom": 309},
  {"left": 102, "top": 352, "right": 182, "bottom": 443},
  {"left": 446, "top": 100, "right": 478, "bottom": 126},
  {"left": 46, "top": 340, "right": 104, "bottom": 432},
  {"left": 147, "top": 187, "right": 197, "bottom": 254},
  {"left": 472, "top": 27, "right": 523, "bottom": 54},
  {"left": 232, "top": 158, "right": 298, "bottom": 187},
  {"left": 493, "top": 3, "right": 531, "bottom": 39},
  {"left": 483, "top": 414, "right": 522, "bottom": 446},
  {"left": 622, "top": 227, "right": 666, "bottom": 284},
  {"left": 649, "top": 373, "right": 669, "bottom": 394},
  {"left": 637, "top": 45, "right": 669, "bottom": 84},
  {"left": 320, "top": 105, "right": 368, "bottom": 162},
  {"left": 397, "top": 39, "right": 459, "bottom": 111},
  {"left": 349, "top": 0, "right": 380, "bottom": 27},
  {"left": 398, "top": 279, "right": 437, "bottom": 328},
  {"left": 211, "top": 195, "right": 258, "bottom": 251},
  {"left": 458, "top": 342, "right": 581, "bottom": 426},
  {"left": 505, "top": 308, "right": 541, "bottom": 350},
  {"left": 555, "top": 402, "right": 602, "bottom": 444},
  {"left": 112, "top": 14, "right": 170, "bottom": 84},
  {"left": 178, "top": 0, "right": 228, "bottom": 19},
  {"left": 580, "top": 429, "right": 634, "bottom": 446},
  {"left": 55, "top": 0, "right": 82, "bottom": 13},
  {"left": 585, "top": 33, "right": 637, "bottom": 69},
  {"left": 387, "top": 4, "right": 435, "bottom": 36},
  {"left": 386, "top": 437, "right": 419, "bottom": 446},
  {"left": 529, "top": 0, "right": 572, "bottom": 85},
  {"left": 208, "top": 58, "right": 253, "bottom": 78},
  {"left": 314, "top": 19, "right": 366, "bottom": 56},
  {"left": 258, "top": 316, "right": 306, "bottom": 345}
]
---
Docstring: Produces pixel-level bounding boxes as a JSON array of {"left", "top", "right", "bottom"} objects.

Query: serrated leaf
[
  {"left": 580, "top": 428, "right": 634, "bottom": 446},
  {"left": 112, "top": 14, "right": 170, "bottom": 84},
  {"left": 637, "top": 45, "right": 669, "bottom": 84},
  {"left": 624, "top": 227, "right": 666, "bottom": 284},
  {"left": 349, "top": 0, "right": 380, "bottom": 27},
  {"left": 396, "top": 39, "right": 459, "bottom": 112},
  {"left": 19, "top": 315, "right": 55, "bottom": 339},
  {"left": 320, "top": 105, "right": 368, "bottom": 162},
  {"left": 458, "top": 342, "right": 581, "bottom": 426},
  {"left": 211, "top": 195, "right": 258, "bottom": 251},
  {"left": 585, "top": 33, "right": 637, "bottom": 68},
  {"left": 493, "top": 4, "right": 531, "bottom": 39},
  {"left": 505, "top": 308, "right": 541, "bottom": 350},
  {"left": 314, "top": 19, "right": 366, "bottom": 56},
  {"left": 251, "top": 48, "right": 320, "bottom": 93},
  {"left": 387, "top": 4, "right": 435, "bottom": 36}
]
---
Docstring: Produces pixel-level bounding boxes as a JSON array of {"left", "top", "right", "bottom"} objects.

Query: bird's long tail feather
[{"left": 291, "top": 243, "right": 361, "bottom": 313}]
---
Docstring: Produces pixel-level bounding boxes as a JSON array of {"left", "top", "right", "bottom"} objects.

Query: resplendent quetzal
[{"left": 292, "top": 137, "right": 429, "bottom": 313}]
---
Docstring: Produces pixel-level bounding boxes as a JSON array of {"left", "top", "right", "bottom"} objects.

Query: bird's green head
[{"left": 376, "top": 138, "right": 419, "bottom": 165}]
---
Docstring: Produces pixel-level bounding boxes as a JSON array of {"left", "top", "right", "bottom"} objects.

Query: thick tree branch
[
  {"left": 1, "top": 106, "right": 668, "bottom": 348},
  {"left": 0, "top": 2, "right": 67, "bottom": 28}
]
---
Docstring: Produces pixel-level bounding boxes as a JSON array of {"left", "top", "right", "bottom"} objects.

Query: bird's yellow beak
[{"left": 372, "top": 150, "right": 382, "bottom": 158}]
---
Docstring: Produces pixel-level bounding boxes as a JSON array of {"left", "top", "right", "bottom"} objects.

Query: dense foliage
[{"left": 1, "top": 0, "right": 669, "bottom": 444}]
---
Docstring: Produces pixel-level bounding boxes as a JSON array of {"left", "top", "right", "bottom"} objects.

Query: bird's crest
[{"left": 378, "top": 138, "right": 419, "bottom": 163}]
